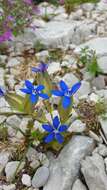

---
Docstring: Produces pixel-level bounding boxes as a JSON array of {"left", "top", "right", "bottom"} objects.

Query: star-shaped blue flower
[
  {"left": 0, "top": 87, "right": 5, "bottom": 97},
  {"left": 32, "top": 62, "right": 48, "bottom": 73},
  {"left": 42, "top": 116, "right": 68, "bottom": 144},
  {"left": 52, "top": 80, "right": 81, "bottom": 109},
  {"left": 20, "top": 80, "right": 49, "bottom": 104}
]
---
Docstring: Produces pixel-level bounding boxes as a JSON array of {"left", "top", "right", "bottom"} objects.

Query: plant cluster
[
  {"left": 77, "top": 47, "right": 102, "bottom": 77},
  {"left": 0, "top": 0, "right": 39, "bottom": 43},
  {"left": 64, "top": 0, "right": 99, "bottom": 14},
  {"left": 0, "top": 62, "right": 81, "bottom": 150}
]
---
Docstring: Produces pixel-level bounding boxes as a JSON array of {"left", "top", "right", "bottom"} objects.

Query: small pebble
[
  {"left": 32, "top": 166, "right": 49, "bottom": 188},
  {"left": 22, "top": 174, "right": 31, "bottom": 187}
]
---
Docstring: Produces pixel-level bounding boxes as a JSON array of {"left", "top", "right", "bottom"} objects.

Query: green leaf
[
  {"left": 32, "top": 110, "right": 48, "bottom": 123},
  {"left": 31, "top": 129, "right": 45, "bottom": 141},
  {"left": 44, "top": 100, "right": 53, "bottom": 115},
  {"left": 23, "top": 95, "right": 34, "bottom": 114},
  {"left": 47, "top": 140, "right": 63, "bottom": 152},
  {"left": 5, "top": 93, "right": 25, "bottom": 112}
]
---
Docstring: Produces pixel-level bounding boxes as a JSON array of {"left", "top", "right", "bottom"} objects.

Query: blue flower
[
  {"left": 0, "top": 87, "right": 5, "bottom": 97},
  {"left": 52, "top": 80, "right": 81, "bottom": 109},
  {"left": 42, "top": 116, "right": 68, "bottom": 144},
  {"left": 32, "top": 62, "right": 48, "bottom": 73},
  {"left": 20, "top": 80, "right": 49, "bottom": 103}
]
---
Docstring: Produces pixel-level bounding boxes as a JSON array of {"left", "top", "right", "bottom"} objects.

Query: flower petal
[
  {"left": 20, "top": 88, "right": 32, "bottom": 94},
  {"left": 0, "top": 88, "right": 4, "bottom": 96},
  {"left": 55, "top": 133, "right": 64, "bottom": 144},
  {"left": 53, "top": 116, "right": 60, "bottom": 129},
  {"left": 62, "top": 96, "right": 71, "bottom": 109},
  {"left": 42, "top": 124, "right": 54, "bottom": 132},
  {"left": 36, "top": 85, "right": 44, "bottom": 91},
  {"left": 60, "top": 80, "right": 68, "bottom": 91},
  {"left": 39, "top": 62, "right": 48, "bottom": 72},
  {"left": 52, "top": 90, "right": 63, "bottom": 96},
  {"left": 70, "top": 82, "right": 81, "bottom": 95},
  {"left": 39, "top": 93, "right": 49, "bottom": 99},
  {"left": 32, "top": 67, "right": 40, "bottom": 73},
  {"left": 44, "top": 132, "right": 55, "bottom": 143},
  {"left": 58, "top": 125, "right": 68, "bottom": 132},
  {"left": 25, "top": 80, "right": 34, "bottom": 89},
  {"left": 30, "top": 94, "right": 38, "bottom": 104}
]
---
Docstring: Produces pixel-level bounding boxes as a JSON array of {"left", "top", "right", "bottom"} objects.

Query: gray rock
[
  {"left": 36, "top": 50, "right": 49, "bottom": 62},
  {"left": 104, "top": 158, "right": 107, "bottom": 172},
  {"left": 26, "top": 147, "right": 49, "bottom": 169},
  {"left": 70, "top": 9, "right": 83, "bottom": 20},
  {"left": 6, "top": 115, "right": 21, "bottom": 138},
  {"left": 93, "top": 144, "right": 107, "bottom": 157},
  {"left": 32, "top": 166, "right": 49, "bottom": 188},
  {"left": 0, "top": 55, "right": 7, "bottom": 66},
  {"left": 7, "top": 58, "right": 22, "bottom": 67},
  {"left": 99, "top": 117, "right": 107, "bottom": 139},
  {"left": 68, "top": 119, "right": 86, "bottom": 133},
  {"left": 89, "top": 93, "right": 99, "bottom": 103},
  {"left": 0, "top": 115, "right": 7, "bottom": 124},
  {"left": 75, "top": 81, "right": 91, "bottom": 99},
  {"left": 43, "top": 136, "right": 95, "bottom": 190},
  {"left": 5, "top": 161, "right": 25, "bottom": 182},
  {"left": 92, "top": 75, "right": 105, "bottom": 89},
  {"left": 81, "top": 3, "right": 95, "bottom": 11},
  {"left": 0, "top": 151, "right": 10, "bottom": 174},
  {"left": 96, "top": 89, "right": 107, "bottom": 101},
  {"left": 98, "top": 55, "right": 107, "bottom": 74},
  {"left": 47, "top": 62, "right": 61, "bottom": 75},
  {"left": 38, "top": 2, "right": 57, "bottom": 17},
  {"left": 72, "top": 21, "right": 97, "bottom": 45},
  {"left": 83, "top": 70, "right": 94, "bottom": 81},
  {"left": 75, "top": 37, "right": 107, "bottom": 56},
  {"left": 38, "top": 153, "right": 50, "bottom": 168},
  {"left": 26, "top": 147, "right": 38, "bottom": 162},
  {"left": 72, "top": 179, "right": 87, "bottom": 190},
  {"left": 0, "top": 68, "right": 5, "bottom": 87},
  {"left": 81, "top": 153, "right": 107, "bottom": 190},
  {"left": 97, "top": 1, "right": 107, "bottom": 11},
  {"left": 62, "top": 73, "right": 79, "bottom": 87},
  {"left": 21, "top": 174, "right": 31, "bottom": 187},
  {"left": 2, "top": 184, "right": 16, "bottom": 190},
  {"left": 12, "top": 31, "right": 37, "bottom": 54},
  {"left": 6, "top": 115, "right": 21, "bottom": 129},
  {"left": 0, "top": 97, "right": 11, "bottom": 112},
  {"left": 35, "top": 20, "right": 80, "bottom": 48}
]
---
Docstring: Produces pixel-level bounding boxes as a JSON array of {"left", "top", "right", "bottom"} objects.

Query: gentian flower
[
  {"left": 20, "top": 80, "right": 49, "bottom": 104},
  {"left": 0, "top": 30, "right": 13, "bottom": 43},
  {"left": 23, "top": 0, "right": 32, "bottom": 5},
  {"left": 52, "top": 80, "right": 81, "bottom": 109},
  {"left": 42, "top": 116, "right": 68, "bottom": 144},
  {"left": 7, "top": 0, "right": 14, "bottom": 5},
  {"left": 6, "top": 15, "right": 14, "bottom": 22},
  {"left": 59, "top": 0, "right": 65, "bottom": 5},
  {"left": 0, "top": 87, "right": 5, "bottom": 97},
  {"left": 32, "top": 62, "right": 48, "bottom": 73}
]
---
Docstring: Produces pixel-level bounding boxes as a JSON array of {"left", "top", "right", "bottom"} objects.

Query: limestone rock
[
  {"left": 43, "top": 136, "right": 95, "bottom": 190},
  {"left": 81, "top": 153, "right": 107, "bottom": 190}
]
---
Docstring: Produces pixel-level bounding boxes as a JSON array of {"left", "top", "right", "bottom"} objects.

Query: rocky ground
[{"left": 0, "top": 0, "right": 107, "bottom": 190}]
